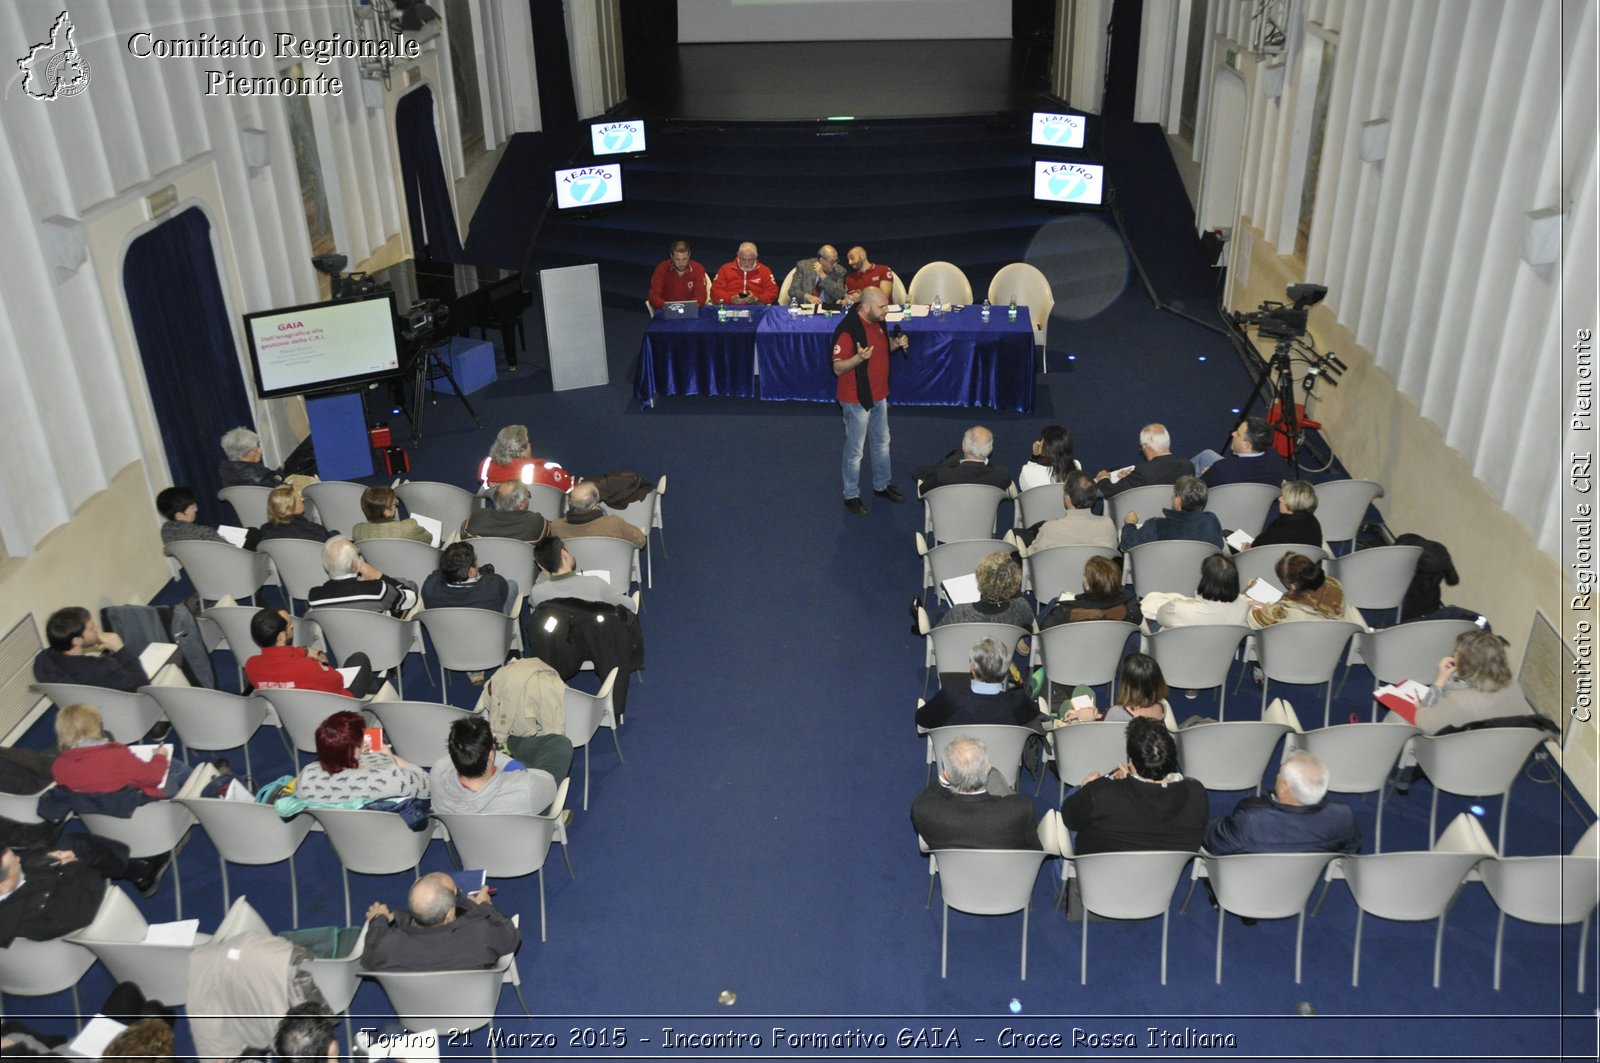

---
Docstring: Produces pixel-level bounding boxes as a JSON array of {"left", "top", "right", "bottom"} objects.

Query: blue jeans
[{"left": 841, "top": 399, "right": 891, "bottom": 498}]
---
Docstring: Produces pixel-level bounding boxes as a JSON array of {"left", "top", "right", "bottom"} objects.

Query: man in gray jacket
[
  {"left": 430, "top": 714, "right": 564, "bottom": 813},
  {"left": 791, "top": 244, "right": 848, "bottom": 306}
]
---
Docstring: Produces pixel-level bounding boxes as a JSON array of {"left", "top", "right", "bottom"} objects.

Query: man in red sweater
[
  {"left": 647, "top": 239, "right": 709, "bottom": 310},
  {"left": 710, "top": 242, "right": 778, "bottom": 305},
  {"left": 244, "top": 608, "right": 376, "bottom": 697}
]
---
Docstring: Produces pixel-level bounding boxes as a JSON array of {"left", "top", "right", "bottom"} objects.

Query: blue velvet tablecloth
[{"left": 633, "top": 305, "right": 1036, "bottom": 411}]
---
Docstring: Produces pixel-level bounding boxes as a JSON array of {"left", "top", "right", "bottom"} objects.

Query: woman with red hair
[{"left": 294, "top": 710, "right": 428, "bottom": 802}]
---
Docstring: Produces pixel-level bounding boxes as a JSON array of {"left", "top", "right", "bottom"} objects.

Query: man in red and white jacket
[{"left": 244, "top": 607, "right": 377, "bottom": 698}]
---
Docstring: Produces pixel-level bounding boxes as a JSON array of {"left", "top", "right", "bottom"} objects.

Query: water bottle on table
[
  {"left": 981, "top": 298, "right": 991, "bottom": 323},
  {"left": 932, "top": 293, "right": 942, "bottom": 317},
  {"left": 1007, "top": 295, "right": 1018, "bottom": 322},
  {"left": 717, "top": 301, "right": 726, "bottom": 323}
]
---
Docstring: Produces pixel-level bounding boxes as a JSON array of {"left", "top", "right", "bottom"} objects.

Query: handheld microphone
[{"left": 891, "top": 324, "right": 906, "bottom": 356}]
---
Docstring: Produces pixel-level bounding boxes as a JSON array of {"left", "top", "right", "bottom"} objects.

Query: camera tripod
[{"left": 405, "top": 337, "right": 482, "bottom": 444}]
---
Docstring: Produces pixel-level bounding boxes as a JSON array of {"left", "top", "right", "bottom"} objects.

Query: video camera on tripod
[{"left": 1228, "top": 282, "right": 1349, "bottom": 474}]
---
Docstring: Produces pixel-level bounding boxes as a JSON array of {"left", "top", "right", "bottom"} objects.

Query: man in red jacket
[
  {"left": 243, "top": 608, "right": 376, "bottom": 697},
  {"left": 710, "top": 242, "right": 778, "bottom": 305},
  {"left": 647, "top": 239, "right": 709, "bottom": 309}
]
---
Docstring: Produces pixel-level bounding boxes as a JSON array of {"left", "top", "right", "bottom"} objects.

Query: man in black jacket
[
  {"left": 913, "top": 426, "right": 1013, "bottom": 494},
  {"left": 360, "top": 872, "right": 521, "bottom": 972},
  {"left": 1094, "top": 423, "right": 1194, "bottom": 499},
  {"left": 911, "top": 736, "right": 1041, "bottom": 851}
]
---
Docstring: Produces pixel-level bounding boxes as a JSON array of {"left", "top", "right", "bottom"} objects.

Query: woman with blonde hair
[
  {"left": 1249, "top": 479, "right": 1323, "bottom": 549},
  {"left": 1414, "top": 630, "right": 1536, "bottom": 735},
  {"left": 244, "top": 485, "right": 334, "bottom": 551},
  {"left": 51, "top": 703, "right": 191, "bottom": 797}
]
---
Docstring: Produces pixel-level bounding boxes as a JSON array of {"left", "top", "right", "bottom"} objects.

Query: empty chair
[
  {"left": 0, "top": 935, "right": 96, "bottom": 1027},
  {"left": 301, "top": 481, "right": 369, "bottom": 537},
  {"left": 1337, "top": 851, "right": 1482, "bottom": 986},
  {"left": 605, "top": 474, "right": 666, "bottom": 588},
  {"left": 1195, "top": 852, "right": 1337, "bottom": 983},
  {"left": 308, "top": 607, "right": 427, "bottom": 698},
  {"left": 1176, "top": 721, "right": 1291, "bottom": 793},
  {"left": 1287, "top": 722, "right": 1419, "bottom": 851},
  {"left": 395, "top": 481, "right": 479, "bottom": 536},
  {"left": 1147, "top": 624, "right": 1249, "bottom": 718},
  {"left": 418, "top": 608, "right": 515, "bottom": 690},
  {"left": 1409, "top": 727, "right": 1553, "bottom": 855},
  {"left": 1071, "top": 850, "right": 1197, "bottom": 984},
  {"left": 1479, "top": 853, "right": 1600, "bottom": 991},
  {"left": 776, "top": 266, "right": 799, "bottom": 304},
  {"left": 526, "top": 482, "right": 568, "bottom": 521},
  {"left": 219, "top": 485, "right": 275, "bottom": 529},
  {"left": 1045, "top": 720, "right": 1129, "bottom": 803},
  {"left": 928, "top": 849, "right": 1046, "bottom": 979},
  {"left": 564, "top": 669, "right": 623, "bottom": 811},
  {"left": 1206, "top": 483, "right": 1281, "bottom": 539},
  {"left": 1036, "top": 620, "right": 1138, "bottom": 701},
  {"left": 1327, "top": 545, "right": 1424, "bottom": 626},
  {"left": 987, "top": 262, "right": 1054, "bottom": 363},
  {"left": 80, "top": 801, "right": 196, "bottom": 918},
  {"left": 922, "top": 483, "right": 1008, "bottom": 544},
  {"left": 30, "top": 683, "right": 163, "bottom": 745},
  {"left": 919, "top": 535, "right": 1010, "bottom": 604},
  {"left": 177, "top": 796, "right": 314, "bottom": 926},
  {"left": 435, "top": 783, "right": 574, "bottom": 943},
  {"left": 1232, "top": 542, "right": 1329, "bottom": 592},
  {"left": 1025, "top": 544, "right": 1118, "bottom": 608},
  {"left": 369, "top": 700, "right": 475, "bottom": 768},
  {"left": 462, "top": 536, "right": 536, "bottom": 601},
  {"left": 354, "top": 538, "right": 442, "bottom": 590},
  {"left": 68, "top": 885, "right": 211, "bottom": 1005},
  {"left": 259, "top": 538, "right": 333, "bottom": 613},
  {"left": 925, "top": 724, "right": 1034, "bottom": 792},
  {"left": 564, "top": 535, "right": 641, "bottom": 593},
  {"left": 1343, "top": 618, "right": 1479, "bottom": 706},
  {"left": 1107, "top": 483, "right": 1176, "bottom": 526},
  {"left": 1315, "top": 479, "right": 1385, "bottom": 553},
  {"left": 166, "top": 540, "right": 273, "bottom": 605},
  {"left": 1252, "top": 621, "right": 1364, "bottom": 727},
  {"left": 1015, "top": 483, "right": 1068, "bottom": 528},
  {"left": 1126, "top": 540, "right": 1216, "bottom": 598},
  {"left": 310, "top": 806, "right": 436, "bottom": 925},
  {"left": 907, "top": 260, "right": 974, "bottom": 305},
  {"left": 143, "top": 685, "right": 271, "bottom": 784}
]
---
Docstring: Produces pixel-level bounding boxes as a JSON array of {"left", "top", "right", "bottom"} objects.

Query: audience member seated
[
  {"left": 1141, "top": 553, "right": 1250, "bottom": 630},
  {"left": 1197, "top": 416, "right": 1290, "bottom": 487},
  {"left": 1248, "top": 479, "right": 1323, "bottom": 549},
  {"left": 527, "top": 536, "right": 636, "bottom": 613},
  {"left": 273, "top": 1002, "right": 340, "bottom": 1063},
  {"left": 244, "top": 607, "right": 378, "bottom": 698},
  {"left": 910, "top": 736, "right": 1042, "bottom": 850},
  {"left": 430, "top": 715, "right": 560, "bottom": 817},
  {"left": 647, "top": 238, "right": 709, "bottom": 309},
  {"left": 913, "top": 425, "right": 1013, "bottom": 493},
  {"left": 1041, "top": 555, "right": 1141, "bottom": 628},
  {"left": 549, "top": 480, "right": 647, "bottom": 548},
  {"left": 102, "top": 1018, "right": 178, "bottom": 1063},
  {"left": 935, "top": 551, "right": 1033, "bottom": 633},
  {"left": 1060, "top": 653, "right": 1174, "bottom": 726},
  {"left": 352, "top": 485, "right": 432, "bottom": 544},
  {"left": 219, "top": 426, "right": 285, "bottom": 488},
  {"left": 842, "top": 246, "right": 895, "bottom": 304},
  {"left": 791, "top": 244, "right": 848, "bottom": 306},
  {"left": 52, "top": 703, "right": 192, "bottom": 798},
  {"left": 33, "top": 606, "right": 149, "bottom": 692},
  {"left": 1060, "top": 716, "right": 1207, "bottom": 855},
  {"left": 156, "top": 486, "right": 224, "bottom": 545},
  {"left": 916, "top": 637, "right": 1051, "bottom": 733},
  {"left": 1094, "top": 423, "right": 1194, "bottom": 499},
  {"left": 0, "top": 843, "right": 109, "bottom": 946},
  {"left": 710, "top": 241, "right": 778, "bottom": 305},
  {"left": 477, "top": 424, "right": 573, "bottom": 493},
  {"left": 1246, "top": 552, "right": 1364, "bottom": 629},
  {"left": 295, "top": 709, "right": 428, "bottom": 802},
  {"left": 1016, "top": 424, "right": 1079, "bottom": 492},
  {"left": 244, "top": 485, "right": 334, "bottom": 551},
  {"left": 360, "top": 871, "right": 520, "bottom": 972},
  {"left": 1119, "top": 475, "right": 1225, "bottom": 551},
  {"left": 1030, "top": 471, "right": 1117, "bottom": 552},
  {"left": 422, "top": 542, "right": 517, "bottom": 614},
  {"left": 1204, "top": 752, "right": 1361, "bottom": 854},
  {"left": 461, "top": 482, "right": 550, "bottom": 543},
  {"left": 1414, "top": 630, "right": 1537, "bottom": 735},
  {"left": 308, "top": 538, "right": 419, "bottom": 617}
]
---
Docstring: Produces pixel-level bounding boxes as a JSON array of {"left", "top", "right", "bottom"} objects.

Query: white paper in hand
[
  {"left": 1225, "top": 528, "right": 1254, "bottom": 551},
  {"left": 1245, "top": 581, "right": 1284, "bottom": 605},
  {"left": 941, "top": 572, "right": 982, "bottom": 605},
  {"left": 218, "top": 525, "right": 249, "bottom": 547},
  {"left": 412, "top": 513, "right": 443, "bottom": 547}
]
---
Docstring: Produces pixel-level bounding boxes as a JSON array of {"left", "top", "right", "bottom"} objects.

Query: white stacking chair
[
  {"left": 143, "top": 685, "right": 272, "bottom": 783},
  {"left": 1479, "top": 852, "right": 1600, "bottom": 992},
  {"left": 178, "top": 797, "right": 314, "bottom": 926},
  {"left": 1206, "top": 483, "right": 1281, "bottom": 539},
  {"left": 1025, "top": 544, "right": 1117, "bottom": 609},
  {"left": 306, "top": 920, "right": 370, "bottom": 1048},
  {"left": 1070, "top": 850, "right": 1197, "bottom": 984},
  {"left": 1148, "top": 624, "right": 1250, "bottom": 718},
  {"left": 605, "top": 474, "right": 666, "bottom": 588},
  {"left": 777, "top": 266, "right": 798, "bottom": 304},
  {"left": 310, "top": 807, "right": 437, "bottom": 925},
  {"left": 0, "top": 935, "right": 96, "bottom": 1028},
  {"left": 1175, "top": 721, "right": 1291, "bottom": 793},
  {"left": 166, "top": 540, "right": 274, "bottom": 605},
  {"left": 928, "top": 848, "right": 1046, "bottom": 979},
  {"left": 1287, "top": 722, "right": 1419, "bottom": 851},
  {"left": 1044, "top": 720, "right": 1129, "bottom": 803},
  {"left": 1126, "top": 539, "right": 1216, "bottom": 598},
  {"left": 1315, "top": 479, "right": 1385, "bottom": 554},
  {"left": 1036, "top": 620, "right": 1138, "bottom": 703},
  {"left": 1232, "top": 543, "right": 1330, "bottom": 593},
  {"left": 358, "top": 538, "right": 443, "bottom": 590},
  {"left": 308, "top": 607, "right": 429, "bottom": 698},
  {"left": 907, "top": 260, "right": 974, "bottom": 305},
  {"left": 1409, "top": 726, "right": 1554, "bottom": 855},
  {"left": 1190, "top": 852, "right": 1338, "bottom": 983},
  {"left": 418, "top": 608, "right": 516, "bottom": 692},
  {"left": 30, "top": 683, "right": 164, "bottom": 745},
  {"left": 1336, "top": 851, "right": 1482, "bottom": 987},
  {"left": 395, "top": 481, "right": 479, "bottom": 535},
  {"left": 301, "top": 481, "right": 369, "bottom": 537},
  {"left": 80, "top": 800, "right": 196, "bottom": 918},
  {"left": 564, "top": 535, "right": 642, "bottom": 593},
  {"left": 1015, "top": 483, "right": 1068, "bottom": 528},
  {"left": 435, "top": 779, "right": 573, "bottom": 943},
  {"left": 369, "top": 700, "right": 475, "bottom": 768},
  {"left": 526, "top": 483, "right": 568, "bottom": 521},
  {"left": 68, "top": 885, "right": 213, "bottom": 1006},
  {"left": 364, "top": 957, "right": 523, "bottom": 1057},
  {"left": 1251, "top": 620, "right": 1364, "bottom": 727},
  {"left": 918, "top": 534, "right": 1010, "bottom": 605},
  {"left": 923, "top": 620, "right": 1029, "bottom": 697},
  {"left": 564, "top": 669, "right": 623, "bottom": 811},
  {"left": 1106, "top": 482, "right": 1176, "bottom": 526},
  {"left": 259, "top": 538, "right": 331, "bottom": 614},
  {"left": 464, "top": 536, "right": 537, "bottom": 601},
  {"left": 219, "top": 485, "right": 275, "bottom": 529},
  {"left": 987, "top": 262, "right": 1054, "bottom": 367},
  {"left": 1327, "top": 545, "right": 1424, "bottom": 626},
  {"left": 922, "top": 483, "right": 1008, "bottom": 543},
  {"left": 924, "top": 723, "right": 1035, "bottom": 793},
  {"left": 1342, "top": 618, "right": 1478, "bottom": 707},
  {"left": 257, "top": 687, "right": 359, "bottom": 767}
]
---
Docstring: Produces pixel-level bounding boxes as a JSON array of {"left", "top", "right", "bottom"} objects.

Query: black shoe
[
  {"left": 147, "top": 721, "right": 174, "bottom": 742},
  {"left": 1388, "top": 765, "right": 1417, "bottom": 796},
  {"left": 844, "top": 497, "right": 868, "bottom": 516},
  {"left": 131, "top": 853, "right": 172, "bottom": 898},
  {"left": 1239, "top": 916, "right": 1259, "bottom": 927},
  {"left": 874, "top": 484, "right": 906, "bottom": 503}
]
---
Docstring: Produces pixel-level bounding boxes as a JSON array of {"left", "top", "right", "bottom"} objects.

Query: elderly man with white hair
[
  {"left": 912, "top": 425, "right": 1013, "bottom": 494},
  {"left": 1202, "top": 751, "right": 1361, "bottom": 855},
  {"left": 218, "top": 426, "right": 318, "bottom": 491},
  {"left": 307, "top": 537, "right": 419, "bottom": 617},
  {"left": 549, "top": 480, "right": 646, "bottom": 548},
  {"left": 1093, "top": 422, "right": 1194, "bottom": 499},
  {"left": 910, "top": 736, "right": 1042, "bottom": 851}
]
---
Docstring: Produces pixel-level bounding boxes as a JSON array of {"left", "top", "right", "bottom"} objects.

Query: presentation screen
[
  {"left": 678, "top": 0, "right": 1010, "bottom": 43},
  {"left": 243, "top": 292, "right": 402, "bottom": 399},
  {"left": 1033, "top": 160, "right": 1105, "bottom": 207},
  {"left": 554, "top": 163, "right": 624, "bottom": 210},
  {"left": 590, "top": 119, "right": 647, "bottom": 157},
  {"left": 1031, "top": 112, "right": 1087, "bottom": 150}
]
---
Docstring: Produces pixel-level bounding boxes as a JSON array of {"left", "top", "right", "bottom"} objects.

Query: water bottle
[
  {"left": 790, "top": 295, "right": 800, "bottom": 318},
  {"left": 1007, "top": 295, "right": 1018, "bottom": 322},
  {"left": 981, "top": 298, "right": 991, "bottom": 323},
  {"left": 717, "top": 301, "right": 726, "bottom": 323},
  {"left": 933, "top": 293, "right": 943, "bottom": 317}
]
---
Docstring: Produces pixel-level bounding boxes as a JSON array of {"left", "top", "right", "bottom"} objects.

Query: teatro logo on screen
[
  {"left": 558, "top": 164, "right": 622, "bottom": 209},
  {"left": 592, "top": 120, "right": 645, "bottom": 155},
  {"left": 1034, "top": 161, "right": 1103, "bottom": 206},
  {"left": 1032, "top": 113, "right": 1085, "bottom": 149}
]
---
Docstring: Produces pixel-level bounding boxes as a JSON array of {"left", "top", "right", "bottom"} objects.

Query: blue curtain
[
  {"left": 396, "top": 85, "right": 464, "bottom": 263},
  {"left": 123, "top": 207, "right": 256, "bottom": 521}
]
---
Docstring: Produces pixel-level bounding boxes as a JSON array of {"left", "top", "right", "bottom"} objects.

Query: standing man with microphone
[{"left": 833, "top": 287, "right": 909, "bottom": 516}]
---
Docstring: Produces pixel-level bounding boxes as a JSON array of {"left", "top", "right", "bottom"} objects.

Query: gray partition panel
[{"left": 539, "top": 263, "right": 609, "bottom": 392}]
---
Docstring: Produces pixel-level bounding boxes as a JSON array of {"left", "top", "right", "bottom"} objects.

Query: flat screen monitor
[
  {"left": 590, "top": 118, "right": 646, "bottom": 157},
  {"left": 1031, "top": 111, "right": 1087, "bottom": 150},
  {"left": 1033, "top": 160, "right": 1105, "bottom": 206},
  {"left": 554, "top": 163, "right": 624, "bottom": 210},
  {"left": 243, "top": 292, "right": 402, "bottom": 399}
]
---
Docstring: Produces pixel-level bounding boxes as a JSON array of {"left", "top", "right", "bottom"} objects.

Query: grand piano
[{"left": 369, "top": 257, "right": 533, "bottom": 370}]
